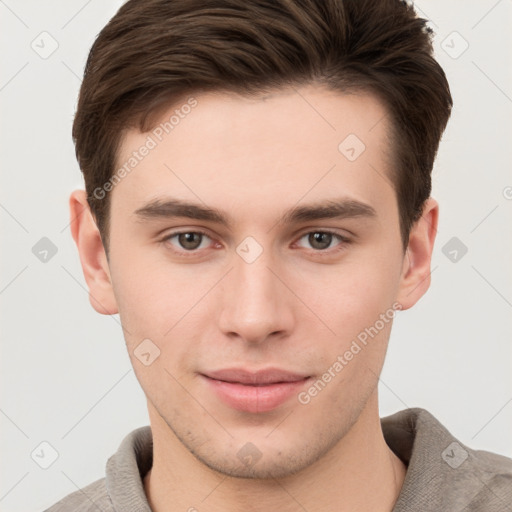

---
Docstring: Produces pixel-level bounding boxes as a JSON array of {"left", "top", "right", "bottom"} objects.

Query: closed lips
[{"left": 202, "top": 368, "right": 311, "bottom": 385}]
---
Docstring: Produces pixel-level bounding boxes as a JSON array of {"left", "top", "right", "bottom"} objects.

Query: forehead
[{"left": 111, "top": 85, "right": 395, "bottom": 223}]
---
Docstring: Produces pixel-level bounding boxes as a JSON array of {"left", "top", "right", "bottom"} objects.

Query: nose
[{"left": 217, "top": 245, "right": 295, "bottom": 345}]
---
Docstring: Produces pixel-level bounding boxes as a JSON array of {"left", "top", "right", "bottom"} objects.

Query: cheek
[
  {"left": 293, "top": 254, "right": 400, "bottom": 384},
  {"left": 109, "top": 254, "right": 216, "bottom": 378},
  {"left": 110, "top": 250, "right": 195, "bottom": 327},
  {"left": 300, "top": 262, "right": 395, "bottom": 338}
]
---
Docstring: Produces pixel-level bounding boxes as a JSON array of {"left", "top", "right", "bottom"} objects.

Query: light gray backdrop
[{"left": 1, "top": 1, "right": 511, "bottom": 511}]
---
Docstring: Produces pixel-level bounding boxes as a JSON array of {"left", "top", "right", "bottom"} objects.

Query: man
[{"left": 47, "top": 0, "right": 512, "bottom": 510}]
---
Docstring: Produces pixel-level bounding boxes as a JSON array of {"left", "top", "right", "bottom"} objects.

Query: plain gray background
[{"left": 1, "top": 1, "right": 511, "bottom": 510}]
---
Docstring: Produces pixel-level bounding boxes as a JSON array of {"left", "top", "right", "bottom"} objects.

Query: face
[{"left": 77, "top": 85, "right": 434, "bottom": 479}]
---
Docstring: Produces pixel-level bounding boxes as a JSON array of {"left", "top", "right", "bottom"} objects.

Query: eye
[
  {"left": 161, "top": 230, "right": 213, "bottom": 253},
  {"left": 295, "top": 230, "right": 351, "bottom": 253}
]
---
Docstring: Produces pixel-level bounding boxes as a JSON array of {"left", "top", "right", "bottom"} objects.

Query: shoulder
[
  {"left": 43, "top": 425, "right": 153, "bottom": 512},
  {"left": 43, "top": 477, "right": 114, "bottom": 512},
  {"left": 460, "top": 445, "right": 512, "bottom": 509},
  {"left": 383, "top": 407, "right": 512, "bottom": 511}
]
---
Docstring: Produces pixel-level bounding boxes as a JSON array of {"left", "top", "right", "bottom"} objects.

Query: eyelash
[{"left": 160, "top": 229, "right": 352, "bottom": 258}]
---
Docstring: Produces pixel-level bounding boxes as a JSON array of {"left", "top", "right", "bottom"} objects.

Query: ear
[
  {"left": 396, "top": 197, "right": 439, "bottom": 310},
  {"left": 69, "top": 189, "right": 118, "bottom": 315}
]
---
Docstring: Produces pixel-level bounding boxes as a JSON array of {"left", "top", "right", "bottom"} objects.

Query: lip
[{"left": 200, "top": 368, "right": 311, "bottom": 413}]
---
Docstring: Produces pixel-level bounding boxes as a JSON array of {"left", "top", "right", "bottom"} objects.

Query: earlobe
[
  {"left": 396, "top": 198, "right": 439, "bottom": 310},
  {"left": 69, "top": 189, "right": 118, "bottom": 315}
]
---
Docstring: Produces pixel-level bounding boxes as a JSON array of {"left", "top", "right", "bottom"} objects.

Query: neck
[{"left": 143, "top": 392, "right": 406, "bottom": 512}]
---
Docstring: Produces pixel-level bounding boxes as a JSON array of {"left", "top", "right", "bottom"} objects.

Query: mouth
[{"left": 200, "top": 368, "right": 312, "bottom": 413}]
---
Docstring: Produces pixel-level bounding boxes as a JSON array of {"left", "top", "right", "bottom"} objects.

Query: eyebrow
[{"left": 134, "top": 196, "right": 377, "bottom": 228}]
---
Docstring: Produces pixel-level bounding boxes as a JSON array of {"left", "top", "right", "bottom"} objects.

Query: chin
[{"left": 196, "top": 454, "right": 310, "bottom": 480}]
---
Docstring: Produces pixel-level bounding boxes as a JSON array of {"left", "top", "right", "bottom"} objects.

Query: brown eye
[
  {"left": 294, "top": 230, "right": 352, "bottom": 257},
  {"left": 177, "top": 232, "right": 203, "bottom": 250},
  {"left": 296, "top": 230, "right": 349, "bottom": 251},
  {"left": 162, "top": 230, "right": 212, "bottom": 253},
  {"left": 308, "top": 232, "right": 334, "bottom": 250}
]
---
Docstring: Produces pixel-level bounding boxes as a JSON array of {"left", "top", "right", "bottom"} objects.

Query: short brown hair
[{"left": 73, "top": 0, "right": 452, "bottom": 254}]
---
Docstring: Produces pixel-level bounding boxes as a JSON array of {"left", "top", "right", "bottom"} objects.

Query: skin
[{"left": 70, "top": 84, "right": 438, "bottom": 512}]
